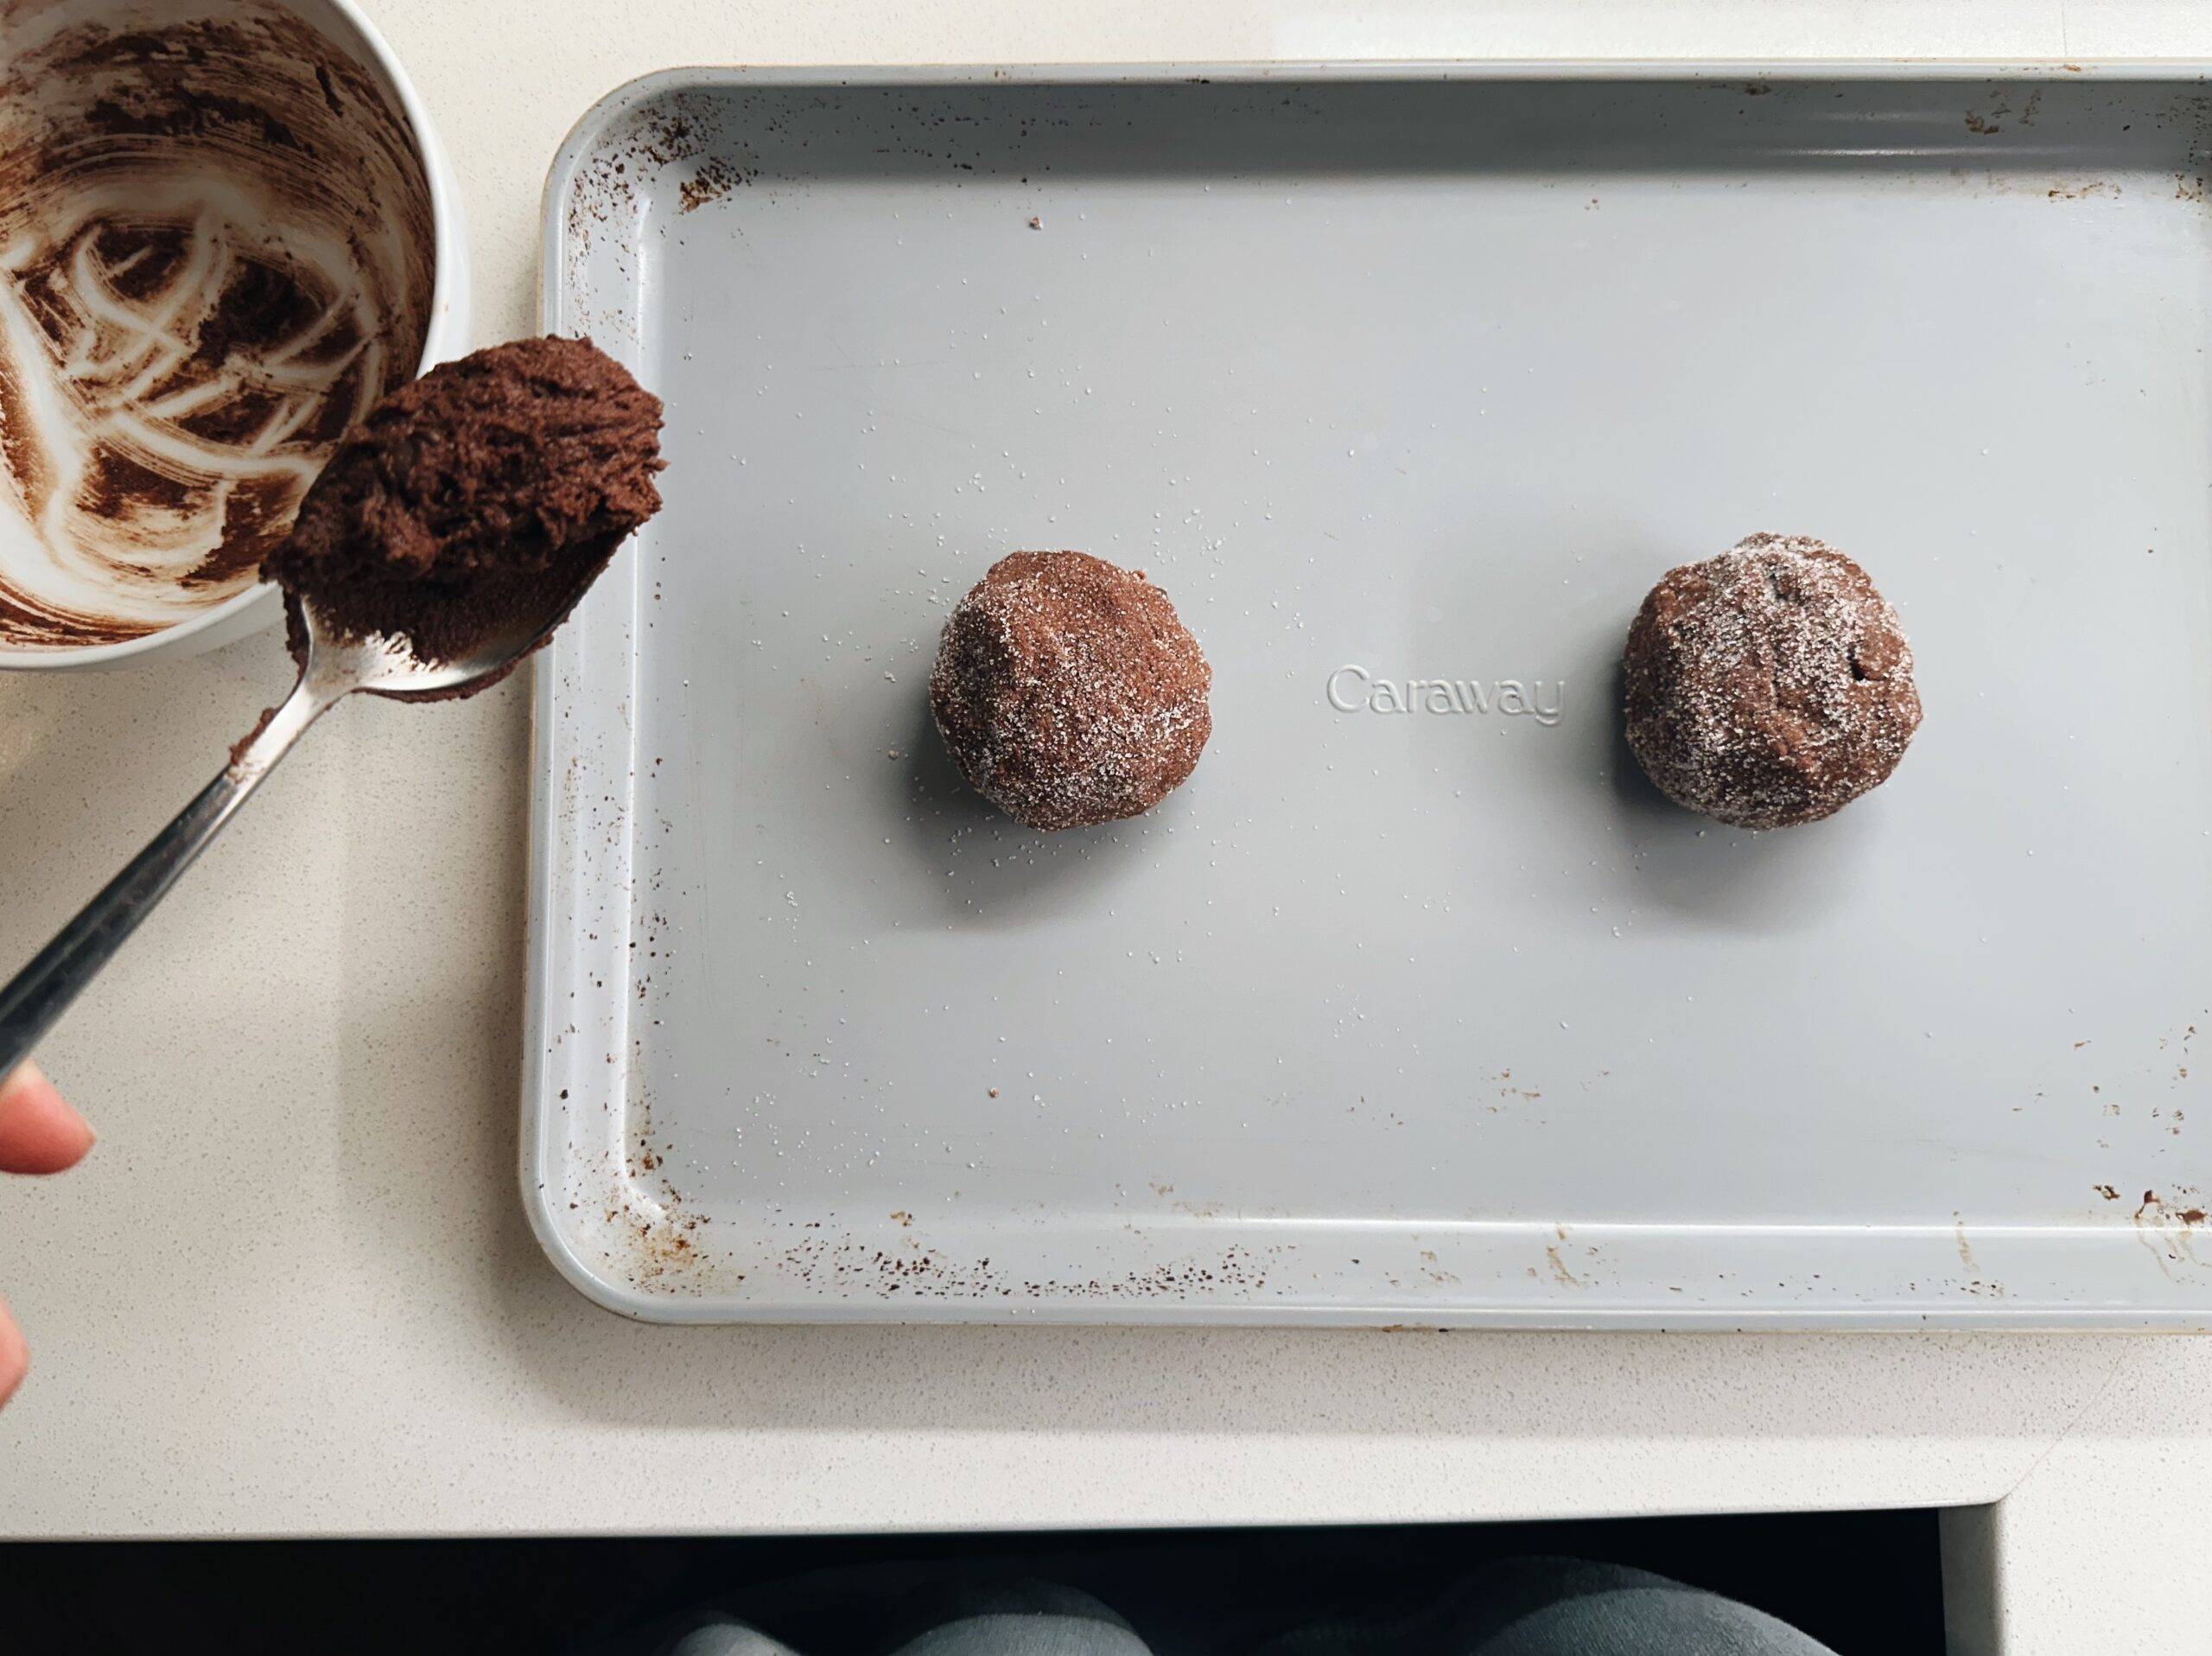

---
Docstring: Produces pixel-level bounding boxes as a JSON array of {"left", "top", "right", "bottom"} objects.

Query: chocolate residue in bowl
[
  {"left": 262, "top": 335, "right": 664, "bottom": 691},
  {"left": 0, "top": 1, "right": 435, "bottom": 648}
]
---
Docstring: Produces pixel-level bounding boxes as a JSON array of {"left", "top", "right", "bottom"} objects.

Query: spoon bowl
[{"left": 295, "top": 593, "right": 570, "bottom": 696}]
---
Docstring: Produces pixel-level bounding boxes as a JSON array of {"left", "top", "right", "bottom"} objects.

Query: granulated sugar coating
[
  {"left": 1623, "top": 533, "right": 1922, "bottom": 829},
  {"left": 930, "top": 551, "right": 1211, "bottom": 831}
]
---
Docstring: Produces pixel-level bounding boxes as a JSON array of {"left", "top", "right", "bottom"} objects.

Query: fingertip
[
  {"left": 0, "top": 1298, "right": 25, "bottom": 1409},
  {"left": 0, "top": 1061, "right": 95, "bottom": 1175}
]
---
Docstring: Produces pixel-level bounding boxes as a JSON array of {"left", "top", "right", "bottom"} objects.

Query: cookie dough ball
[
  {"left": 1623, "top": 533, "right": 1921, "bottom": 829},
  {"left": 930, "top": 550, "right": 1211, "bottom": 831}
]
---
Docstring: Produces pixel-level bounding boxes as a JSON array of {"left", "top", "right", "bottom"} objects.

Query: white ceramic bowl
[{"left": 0, "top": 0, "right": 469, "bottom": 670}]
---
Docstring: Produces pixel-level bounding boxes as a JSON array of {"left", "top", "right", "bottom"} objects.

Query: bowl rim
[{"left": 0, "top": 0, "right": 465, "bottom": 670}]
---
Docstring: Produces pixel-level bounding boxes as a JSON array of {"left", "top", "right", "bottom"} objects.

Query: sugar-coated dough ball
[
  {"left": 1623, "top": 533, "right": 1921, "bottom": 829},
  {"left": 930, "top": 550, "right": 1211, "bottom": 831}
]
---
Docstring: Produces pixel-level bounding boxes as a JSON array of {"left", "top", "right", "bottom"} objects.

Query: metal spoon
[{"left": 0, "top": 596, "right": 568, "bottom": 1082}]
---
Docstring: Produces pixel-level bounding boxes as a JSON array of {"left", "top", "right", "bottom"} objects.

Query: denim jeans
[{"left": 651, "top": 1560, "right": 1835, "bottom": 1656}]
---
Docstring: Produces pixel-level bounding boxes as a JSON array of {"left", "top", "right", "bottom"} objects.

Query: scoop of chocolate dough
[
  {"left": 929, "top": 550, "right": 1211, "bottom": 831},
  {"left": 1622, "top": 533, "right": 1921, "bottom": 829},
  {"left": 261, "top": 334, "right": 663, "bottom": 679}
]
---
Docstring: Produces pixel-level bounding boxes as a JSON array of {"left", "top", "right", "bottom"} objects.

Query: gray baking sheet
[{"left": 526, "top": 66, "right": 2212, "bottom": 1325}]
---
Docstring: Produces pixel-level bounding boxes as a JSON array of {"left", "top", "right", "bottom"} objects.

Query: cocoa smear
[
  {"left": 0, "top": 1, "right": 433, "bottom": 647},
  {"left": 261, "top": 336, "right": 664, "bottom": 688},
  {"left": 929, "top": 550, "right": 1211, "bottom": 831},
  {"left": 1623, "top": 533, "right": 1922, "bottom": 829}
]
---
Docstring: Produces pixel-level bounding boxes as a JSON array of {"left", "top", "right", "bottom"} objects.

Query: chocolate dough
[
  {"left": 1623, "top": 533, "right": 1922, "bottom": 829},
  {"left": 262, "top": 334, "right": 663, "bottom": 677},
  {"left": 930, "top": 550, "right": 1211, "bottom": 831}
]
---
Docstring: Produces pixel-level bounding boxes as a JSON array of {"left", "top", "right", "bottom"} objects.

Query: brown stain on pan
[
  {"left": 770, "top": 1226, "right": 1283, "bottom": 1303},
  {"left": 2130, "top": 1188, "right": 2208, "bottom": 1282}
]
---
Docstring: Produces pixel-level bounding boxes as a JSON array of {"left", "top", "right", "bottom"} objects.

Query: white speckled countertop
[{"left": 1, "top": 4, "right": 2207, "bottom": 1651}]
